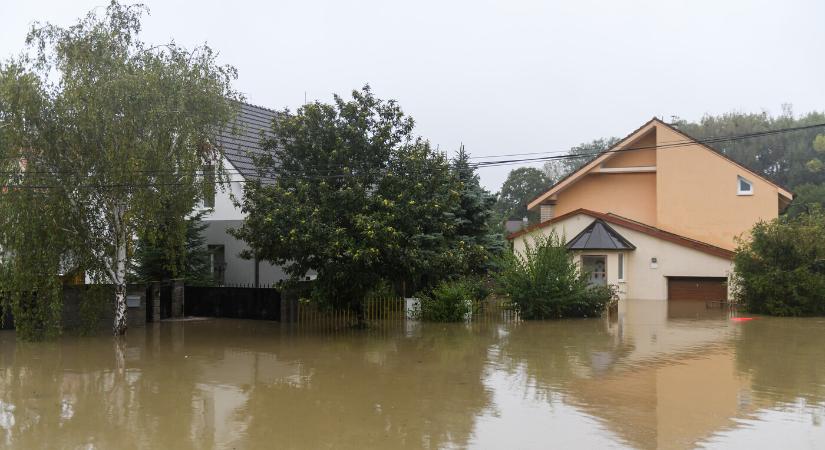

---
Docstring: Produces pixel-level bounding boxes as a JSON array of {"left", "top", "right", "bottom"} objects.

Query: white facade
[
  {"left": 196, "top": 156, "right": 290, "bottom": 286},
  {"left": 512, "top": 212, "right": 734, "bottom": 301}
]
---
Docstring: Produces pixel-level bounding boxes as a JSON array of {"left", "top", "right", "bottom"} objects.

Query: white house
[{"left": 199, "top": 102, "right": 290, "bottom": 286}]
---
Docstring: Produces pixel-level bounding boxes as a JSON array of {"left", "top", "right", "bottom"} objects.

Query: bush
[
  {"left": 497, "top": 232, "right": 615, "bottom": 319},
  {"left": 733, "top": 209, "right": 825, "bottom": 316},
  {"left": 417, "top": 277, "right": 485, "bottom": 322}
]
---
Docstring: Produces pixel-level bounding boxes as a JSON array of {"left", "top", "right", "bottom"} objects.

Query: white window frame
[
  {"left": 618, "top": 253, "right": 625, "bottom": 282},
  {"left": 737, "top": 176, "right": 753, "bottom": 196}
]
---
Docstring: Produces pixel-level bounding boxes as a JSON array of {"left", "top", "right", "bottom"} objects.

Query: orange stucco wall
[
  {"left": 655, "top": 125, "right": 781, "bottom": 250},
  {"left": 603, "top": 131, "right": 657, "bottom": 168},
  {"left": 554, "top": 172, "right": 657, "bottom": 226}
]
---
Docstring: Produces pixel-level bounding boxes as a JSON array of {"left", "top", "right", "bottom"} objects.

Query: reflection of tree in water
[
  {"left": 495, "top": 319, "right": 629, "bottom": 395},
  {"left": 734, "top": 318, "right": 825, "bottom": 405},
  {"left": 237, "top": 322, "right": 498, "bottom": 449},
  {"left": 0, "top": 325, "right": 209, "bottom": 449}
]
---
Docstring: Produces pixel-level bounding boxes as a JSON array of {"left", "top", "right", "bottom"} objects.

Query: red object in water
[{"left": 731, "top": 317, "right": 754, "bottom": 322}]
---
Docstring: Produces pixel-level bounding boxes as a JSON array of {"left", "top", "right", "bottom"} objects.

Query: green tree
[
  {"left": 451, "top": 145, "right": 502, "bottom": 273},
  {"left": 232, "top": 86, "right": 465, "bottom": 315},
  {"left": 131, "top": 211, "right": 213, "bottom": 286},
  {"left": 494, "top": 167, "right": 551, "bottom": 224},
  {"left": 785, "top": 183, "right": 825, "bottom": 217},
  {"left": 733, "top": 209, "right": 825, "bottom": 316},
  {"left": 497, "top": 232, "right": 615, "bottom": 319},
  {"left": 0, "top": 1, "right": 239, "bottom": 336}
]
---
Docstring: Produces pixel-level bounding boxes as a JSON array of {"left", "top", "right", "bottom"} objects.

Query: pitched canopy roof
[{"left": 566, "top": 219, "right": 636, "bottom": 251}]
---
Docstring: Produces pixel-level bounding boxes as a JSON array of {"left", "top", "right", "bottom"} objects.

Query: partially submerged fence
[
  {"left": 295, "top": 295, "right": 518, "bottom": 329},
  {"left": 184, "top": 284, "right": 281, "bottom": 321}
]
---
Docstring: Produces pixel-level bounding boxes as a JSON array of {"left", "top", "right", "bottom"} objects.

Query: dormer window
[{"left": 737, "top": 176, "right": 753, "bottom": 196}]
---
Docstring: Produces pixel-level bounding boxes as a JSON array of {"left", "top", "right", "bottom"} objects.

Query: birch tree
[{"left": 0, "top": 1, "right": 239, "bottom": 336}]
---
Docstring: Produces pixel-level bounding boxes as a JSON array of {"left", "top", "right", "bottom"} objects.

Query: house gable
[{"left": 525, "top": 118, "right": 793, "bottom": 250}]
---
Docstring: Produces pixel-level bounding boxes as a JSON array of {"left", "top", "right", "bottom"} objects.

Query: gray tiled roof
[
  {"left": 566, "top": 219, "right": 636, "bottom": 251},
  {"left": 214, "top": 102, "right": 279, "bottom": 180}
]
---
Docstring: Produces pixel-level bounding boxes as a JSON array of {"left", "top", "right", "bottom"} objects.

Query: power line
[{"left": 2, "top": 121, "right": 823, "bottom": 188}]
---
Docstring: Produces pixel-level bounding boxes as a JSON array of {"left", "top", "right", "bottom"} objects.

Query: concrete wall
[
  {"left": 61, "top": 285, "right": 146, "bottom": 331},
  {"left": 512, "top": 213, "right": 733, "bottom": 300}
]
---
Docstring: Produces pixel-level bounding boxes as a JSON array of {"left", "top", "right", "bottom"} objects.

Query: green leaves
[
  {"left": 734, "top": 209, "right": 825, "bottom": 316},
  {"left": 497, "top": 232, "right": 615, "bottom": 319}
]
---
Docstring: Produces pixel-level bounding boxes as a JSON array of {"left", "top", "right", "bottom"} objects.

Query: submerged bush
[
  {"left": 417, "top": 277, "right": 486, "bottom": 322},
  {"left": 497, "top": 232, "right": 615, "bottom": 319},
  {"left": 734, "top": 209, "right": 825, "bottom": 316}
]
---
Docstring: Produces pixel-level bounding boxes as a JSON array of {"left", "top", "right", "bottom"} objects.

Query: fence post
[
  {"left": 171, "top": 279, "right": 185, "bottom": 318},
  {"left": 150, "top": 281, "right": 161, "bottom": 322}
]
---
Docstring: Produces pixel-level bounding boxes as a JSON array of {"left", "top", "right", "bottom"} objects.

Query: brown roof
[{"left": 506, "top": 208, "right": 735, "bottom": 260}]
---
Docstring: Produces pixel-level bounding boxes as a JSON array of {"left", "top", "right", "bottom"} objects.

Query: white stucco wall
[{"left": 511, "top": 213, "right": 734, "bottom": 300}]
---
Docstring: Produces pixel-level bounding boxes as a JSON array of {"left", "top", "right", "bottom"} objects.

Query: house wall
[
  {"left": 655, "top": 125, "right": 782, "bottom": 250},
  {"left": 553, "top": 172, "right": 657, "bottom": 226},
  {"left": 203, "top": 220, "right": 289, "bottom": 286},
  {"left": 602, "top": 130, "right": 657, "bottom": 168},
  {"left": 512, "top": 213, "right": 733, "bottom": 300}
]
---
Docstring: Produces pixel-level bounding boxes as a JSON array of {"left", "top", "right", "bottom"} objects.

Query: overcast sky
[{"left": 3, "top": 0, "right": 824, "bottom": 191}]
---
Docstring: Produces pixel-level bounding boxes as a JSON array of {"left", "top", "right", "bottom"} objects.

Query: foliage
[
  {"left": 497, "top": 232, "right": 615, "bottom": 319},
  {"left": 77, "top": 285, "right": 110, "bottom": 336},
  {"left": 416, "top": 277, "right": 486, "bottom": 322},
  {"left": 131, "top": 211, "right": 213, "bottom": 285},
  {"left": 451, "top": 145, "right": 504, "bottom": 273},
  {"left": 232, "top": 86, "right": 474, "bottom": 311},
  {"left": 733, "top": 209, "right": 825, "bottom": 316},
  {"left": 0, "top": 1, "right": 239, "bottom": 336},
  {"left": 785, "top": 183, "right": 825, "bottom": 217},
  {"left": 494, "top": 167, "right": 551, "bottom": 224}
]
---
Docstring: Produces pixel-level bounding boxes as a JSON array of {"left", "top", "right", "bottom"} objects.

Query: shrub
[
  {"left": 417, "top": 277, "right": 485, "bottom": 322},
  {"left": 497, "top": 232, "right": 615, "bottom": 319},
  {"left": 733, "top": 209, "right": 825, "bottom": 316}
]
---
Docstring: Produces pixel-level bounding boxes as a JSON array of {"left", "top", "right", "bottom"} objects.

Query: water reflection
[{"left": 0, "top": 300, "right": 823, "bottom": 449}]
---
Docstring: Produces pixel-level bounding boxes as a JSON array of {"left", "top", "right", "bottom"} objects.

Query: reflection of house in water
[{"left": 569, "top": 299, "right": 754, "bottom": 449}]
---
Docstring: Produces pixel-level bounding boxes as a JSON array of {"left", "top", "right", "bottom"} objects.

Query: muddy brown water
[{"left": 1, "top": 300, "right": 824, "bottom": 449}]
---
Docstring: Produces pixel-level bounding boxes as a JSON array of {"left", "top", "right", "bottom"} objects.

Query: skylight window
[{"left": 737, "top": 176, "right": 753, "bottom": 196}]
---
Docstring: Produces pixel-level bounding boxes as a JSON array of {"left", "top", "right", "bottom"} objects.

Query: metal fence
[{"left": 185, "top": 285, "right": 281, "bottom": 321}]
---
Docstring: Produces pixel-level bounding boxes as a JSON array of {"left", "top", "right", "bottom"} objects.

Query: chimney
[
  {"left": 540, "top": 204, "right": 555, "bottom": 222},
  {"left": 505, "top": 216, "right": 526, "bottom": 233}
]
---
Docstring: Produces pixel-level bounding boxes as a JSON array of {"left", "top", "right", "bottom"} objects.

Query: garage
[{"left": 667, "top": 277, "right": 728, "bottom": 301}]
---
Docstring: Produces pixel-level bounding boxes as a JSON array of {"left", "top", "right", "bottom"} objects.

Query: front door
[{"left": 582, "top": 255, "right": 607, "bottom": 287}]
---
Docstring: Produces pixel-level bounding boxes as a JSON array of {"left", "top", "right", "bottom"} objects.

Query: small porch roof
[{"left": 566, "top": 219, "right": 636, "bottom": 251}]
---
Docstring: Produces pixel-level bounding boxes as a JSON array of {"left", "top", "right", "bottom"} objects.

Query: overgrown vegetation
[
  {"left": 416, "top": 277, "right": 488, "bottom": 322},
  {"left": 131, "top": 211, "right": 213, "bottom": 285},
  {"left": 497, "top": 233, "right": 615, "bottom": 319},
  {"left": 232, "top": 86, "right": 499, "bottom": 316},
  {"left": 733, "top": 209, "right": 825, "bottom": 316},
  {"left": 0, "top": 1, "right": 239, "bottom": 336}
]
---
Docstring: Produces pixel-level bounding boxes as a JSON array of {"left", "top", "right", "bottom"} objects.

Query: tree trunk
[{"left": 112, "top": 204, "right": 128, "bottom": 336}]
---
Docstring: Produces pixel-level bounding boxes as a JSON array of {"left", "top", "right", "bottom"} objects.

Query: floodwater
[{"left": 1, "top": 300, "right": 824, "bottom": 450}]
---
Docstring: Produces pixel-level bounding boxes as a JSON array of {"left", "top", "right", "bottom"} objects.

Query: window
[
  {"left": 737, "top": 176, "right": 753, "bottom": 196},
  {"left": 618, "top": 253, "right": 625, "bottom": 281}
]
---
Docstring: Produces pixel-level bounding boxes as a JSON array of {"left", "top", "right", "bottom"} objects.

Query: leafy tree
[
  {"left": 232, "top": 86, "right": 466, "bottom": 316},
  {"left": 497, "top": 232, "right": 615, "bottom": 319},
  {"left": 494, "top": 167, "right": 551, "bottom": 224},
  {"left": 733, "top": 209, "right": 825, "bottom": 316},
  {"left": 0, "top": 1, "right": 239, "bottom": 336},
  {"left": 131, "top": 211, "right": 213, "bottom": 286},
  {"left": 451, "top": 145, "right": 503, "bottom": 273},
  {"left": 785, "top": 183, "right": 825, "bottom": 218}
]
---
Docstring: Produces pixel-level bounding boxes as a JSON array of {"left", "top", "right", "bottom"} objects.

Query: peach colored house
[{"left": 508, "top": 118, "right": 793, "bottom": 301}]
